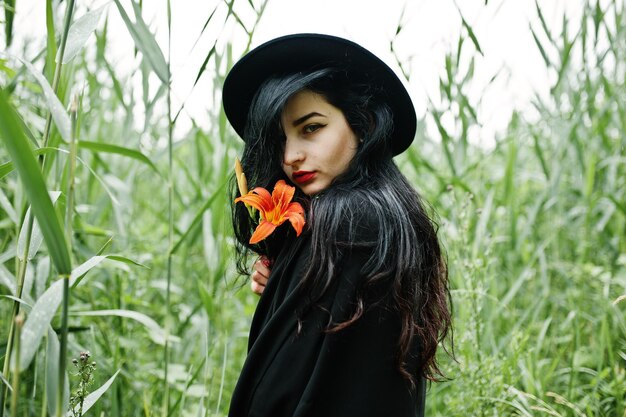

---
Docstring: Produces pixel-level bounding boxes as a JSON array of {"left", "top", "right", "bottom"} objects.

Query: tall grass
[
  {"left": 0, "top": 0, "right": 624, "bottom": 416},
  {"left": 407, "top": 1, "right": 626, "bottom": 415}
]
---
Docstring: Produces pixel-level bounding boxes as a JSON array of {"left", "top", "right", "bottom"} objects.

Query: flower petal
[
  {"left": 236, "top": 181, "right": 304, "bottom": 243},
  {"left": 286, "top": 213, "right": 305, "bottom": 236},
  {"left": 286, "top": 201, "right": 305, "bottom": 215},
  {"left": 249, "top": 220, "right": 277, "bottom": 244},
  {"left": 235, "top": 186, "right": 274, "bottom": 215},
  {"left": 271, "top": 180, "right": 295, "bottom": 211},
  {"left": 235, "top": 193, "right": 269, "bottom": 214},
  {"left": 252, "top": 186, "right": 272, "bottom": 201},
  {"left": 234, "top": 158, "right": 248, "bottom": 196},
  {"left": 284, "top": 202, "right": 306, "bottom": 236},
  {"left": 238, "top": 173, "right": 248, "bottom": 197}
]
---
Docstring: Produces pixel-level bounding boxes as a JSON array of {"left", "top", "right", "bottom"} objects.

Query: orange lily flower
[{"left": 235, "top": 180, "right": 305, "bottom": 244}]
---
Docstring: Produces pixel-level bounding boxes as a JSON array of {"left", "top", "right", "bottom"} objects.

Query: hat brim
[{"left": 222, "top": 33, "right": 416, "bottom": 156}]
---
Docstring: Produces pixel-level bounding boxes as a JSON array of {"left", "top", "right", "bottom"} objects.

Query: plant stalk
[
  {"left": 56, "top": 96, "right": 78, "bottom": 417},
  {"left": 9, "top": 314, "right": 23, "bottom": 417},
  {"left": 40, "top": 341, "right": 47, "bottom": 417},
  {"left": 55, "top": 274, "right": 69, "bottom": 417},
  {"left": 0, "top": 215, "right": 33, "bottom": 412},
  {"left": 64, "top": 96, "right": 78, "bottom": 248},
  {"left": 42, "top": 0, "right": 76, "bottom": 157},
  {"left": 162, "top": 2, "right": 173, "bottom": 416}
]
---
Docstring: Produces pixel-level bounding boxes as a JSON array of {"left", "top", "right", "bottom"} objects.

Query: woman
[{"left": 223, "top": 34, "right": 451, "bottom": 417}]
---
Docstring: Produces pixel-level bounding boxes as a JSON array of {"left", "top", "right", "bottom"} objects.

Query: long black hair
[{"left": 231, "top": 68, "right": 452, "bottom": 384}]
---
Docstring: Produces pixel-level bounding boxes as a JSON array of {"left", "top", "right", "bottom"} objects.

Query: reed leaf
[
  {"left": 535, "top": 0, "right": 555, "bottom": 44},
  {"left": 72, "top": 310, "right": 178, "bottom": 345},
  {"left": 0, "top": 90, "right": 71, "bottom": 275},
  {"left": 101, "top": 54, "right": 128, "bottom": 110},
  {"left": 78, "top": 140, "right": 160, "bottom": 174},
  {"left": 71, "top": 254, "right": 148, "bottom": 287},
  {"left": 59, "top": 3, "right": 108, "bottom": 64},
  {"left": 0, "top": 188, "right": 17, "bottom": 224},
  {"left": 17, "top": 278, "right": 64, "bottom": 371},
  {"left": 45, "top": 0, "right": 57, "bottom": 82},
  {"left": 460, "top": 13, "right": 483, "bottom": 56},
  {"left": 19, "top": 58, "right": 72, "bottom": 143},
  {"left": 17, "top": 191, "right": 61, "bottom": 262},
  {"left": 46, "top": 328, "right": 69, "bottom": 417},
  {"left": 113, "top": 0, "right": 169, "bottom": 83},
  {"left": 0, "top": 265, "right": 16, "bottom": 295},
  {"left": 17, "top": 254, "right": 139, "bottom": 371},
  {"left": 0, "top": 147, "right": 57, "bottom": 181},
  {"left": 0, "top": 371, "right": 10, "bottom": 393},
  {"left": 170, "top": 180, "right": 227, "bottom": 255},
  {"left": 0, "top": 295, "right": 31, "bottom": 307},
  {"left": 66, "top": 370, "right": 120, "bottom": 417},
  {"left": 3, "top": 0, "right": 16, "bottom": 48}
]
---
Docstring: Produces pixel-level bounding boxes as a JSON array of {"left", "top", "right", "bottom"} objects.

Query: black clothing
[{"left": 228, "top": 228, "right": 426, "bottom": 417}]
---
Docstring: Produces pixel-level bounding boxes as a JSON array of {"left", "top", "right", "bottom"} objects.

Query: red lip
[{"left": 292, "top": 171, "right": 316, "bottom": 184}]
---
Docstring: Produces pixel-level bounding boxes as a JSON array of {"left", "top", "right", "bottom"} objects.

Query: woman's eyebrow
[{"left": 292, "top": 112, "right": 326, "bottom": 127}]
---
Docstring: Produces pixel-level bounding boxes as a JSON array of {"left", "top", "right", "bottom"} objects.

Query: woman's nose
[{"left": 282, "top": 138, "right": 304, "bottom": 166}]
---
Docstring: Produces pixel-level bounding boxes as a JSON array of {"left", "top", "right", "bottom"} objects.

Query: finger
[
  {"left": 251, "top": 279, "right": 264, "bottom": 295},
  {"left": 254, "top": 260, "right": 271, "bottom": 278},
  {"left": 252, "top": 270, "right": 268, "bottom": 286}
]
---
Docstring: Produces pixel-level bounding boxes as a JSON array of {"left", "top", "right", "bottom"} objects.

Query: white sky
[{"left": 10, "top": 0, "right": 590, "bottom": 146}]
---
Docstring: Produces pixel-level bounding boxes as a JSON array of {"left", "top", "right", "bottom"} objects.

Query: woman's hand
[{"left": 251, "top": 256, "right": 271, "bottom": 295}]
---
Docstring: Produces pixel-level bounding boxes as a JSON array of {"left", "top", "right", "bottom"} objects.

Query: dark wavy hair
[{"left": 231, "top": 68, "right": 452, "bottom": 385}]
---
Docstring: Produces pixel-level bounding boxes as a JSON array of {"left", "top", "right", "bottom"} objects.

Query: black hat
[{"left": 222, "top": 33, "right": 417, "bottom": 155}]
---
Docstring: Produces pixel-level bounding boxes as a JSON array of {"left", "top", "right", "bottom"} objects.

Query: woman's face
[{"left": 281, "top": 90, "right": 359, "bottom": 196}]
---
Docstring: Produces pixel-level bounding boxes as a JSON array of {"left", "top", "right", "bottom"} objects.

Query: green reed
[{"left": 0, "top": 0, "right": 624, "bottom": 416}]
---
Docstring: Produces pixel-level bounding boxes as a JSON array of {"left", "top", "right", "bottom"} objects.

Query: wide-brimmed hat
[{"left": 222, "top": 33, "right": 416, "bottom": 156}]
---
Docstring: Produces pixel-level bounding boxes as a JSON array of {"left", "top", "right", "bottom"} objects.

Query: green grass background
[{"left": 0, "top": 0, "right": 625, "bottom": 416}]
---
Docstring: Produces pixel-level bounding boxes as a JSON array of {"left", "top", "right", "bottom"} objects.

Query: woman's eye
[{"left": 303, "top": 124, "right": 323, "bottom": 134}]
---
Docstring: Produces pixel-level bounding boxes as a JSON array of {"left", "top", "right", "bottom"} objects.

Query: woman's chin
[{"left": 298, "top": 181, "right": 328, "bottom": 197}]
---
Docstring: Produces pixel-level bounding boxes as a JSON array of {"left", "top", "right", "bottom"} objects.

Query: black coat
[{"left": 228, "top": 225, "right": 426, "bottom": 417}]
